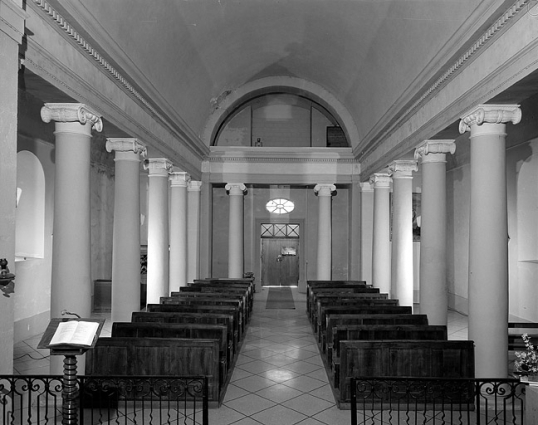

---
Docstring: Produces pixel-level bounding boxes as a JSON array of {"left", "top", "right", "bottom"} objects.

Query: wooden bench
[
  {"left": 312, "top": 297, "right": 397, "bottom": 328},
  {"left": 318, "top": 305, "right": 413, "bottom": 347},
  {"left": 308, "top": 287, "right": 387, "bottom": 316},
  {"left": 152, "top": 300, "right": 245, "bottom": 337},
  {"left": 325, "top": 313, "right": 430, "bottom": 366},
  {"left": 111, "top": 321, "right": 231, "bottom": 384},
  {"left": 177, "top": 286, "right": 252, "bottom": 314},
  {"left": 306, "top": 281, "right": 369, "bottom": 313},
  {"left": 133, "top": 311, "right": 239, "bottom": 354},
  {"left": 330, "top": 325, "right": 448, "bottom": 387},
  {"left": 85, "top": 337, "right": 221, "bottom": 401},
  {"left": 338, "top": 340, "right": 475, "bottom": 402},
  {"left": 168, "top": 292, "right": 249, "bottom": 321},
  {"left": 190, "top": 282, "right": 253, "bottom": 315}
]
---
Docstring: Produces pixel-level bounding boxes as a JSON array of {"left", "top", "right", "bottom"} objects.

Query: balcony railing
[
  {"left": 1, "top": 375, "right": 208, "bottom": 425},
  {"left": 350, "top": 377, "right": 526, "bottom": 425}
]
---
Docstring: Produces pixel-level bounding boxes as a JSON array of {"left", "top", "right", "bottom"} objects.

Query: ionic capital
[
  {"left": 41, "top": 103, "right": 103, "bottom": 132},
  {"left": 188, "top": 181, "right": 203, "bottom": 192},
  {"left": 414, "top": 140, "right": 456, "bottom": 164},
  {"left": 143, "top": 158, "right": 173, "bottom": 177},
  {"left": 169, "top": 172, "right": 191, "bottom": 188},
  {"left": 369, "top": 173, "right": 392, "bottom": 189},
  {"left": 459, "top": 104, "right": 521, "bottom": 134},
  {"left": 360, "top": 182, "right": 373, "bottom": 192},
  {"left": 314, "top": 184, "right": 337, "bottom": 197},
  {"left": 388, "top": 160, "right": 418, "bottom": 178},
  {"left": 225, "top": 183, "right": 247, "bottom": 196},
  {"left": 106, "top": 138, "right": 147, "bottom": 158}
]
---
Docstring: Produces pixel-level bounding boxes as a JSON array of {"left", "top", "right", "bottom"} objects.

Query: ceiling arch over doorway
[{"left": 201, "top": 77, "right": 360, "bottom": 151}]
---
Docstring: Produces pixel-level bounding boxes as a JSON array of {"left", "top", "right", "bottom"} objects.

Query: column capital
[
  {"left": 314, "top": 184, "right": 337, "bottom": 197},
  {"left": 360, "top": 182, "right": 373, "bottom": 192},
  {"left": 40, "top": 103, "right": 103, "bottom": 132},
  {"left": 388, "top": 160, "right": 418, "bottom": 178},
  {"left": 188, "top": 180, "right": 203, "bottom": 192},
  {"left": 225, "top": 183, "right": 247, "bottom": 196},
  {"left": 143, "top": 158, "right": 173, "bottom": 177},
  {"left": 106, "top": 138, "right": 147, "bottom": 157},
  {"left": 170, "top": 172, "right": 191, "bottom": 188},
  {"left": 369, "top": 173, "right": 392, "bottom": 188},
  {"left": 414, "top": 140, "right": 456, "bottom": 163},
  {"left": 459, "top": 104, "right": 521, "bottom": 134}
]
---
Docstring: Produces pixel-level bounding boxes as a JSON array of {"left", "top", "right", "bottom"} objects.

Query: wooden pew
[
  {"left": 191, "top": 281, "right": 254, "bottom": 312},
  {"left": 85, "top": 337, "right": 221, "bottom": 401},
  {"left": 306, "top": 281, "right": 369, "bottom": 313},
  {"left": 111, "top": 322, "right": 231, "bottom": 384},
  {"left": 168, "top": 291, "right": 249, "bottom": 321},
  {"left": 157, "top": 298, "right": 245, "bottom": 336},
  {"left": 325, "top": 313, "right": 430, "bottom": 366},
  {"left": 318, "top": 305, "right": 413, "bottom": 347},
  {"left": 177, "top": 286, "right": 252, "bottom": 315},
  {"left": 133, "top": 311, "right": 239, "bottom": 354},
  {"left": 308, "top": 287, "right": 387, "bottom": 316},
  {"left": 338, "top": 340, "right": 475, "bottom": 402},
  {"left": 330, "top": 325, "right": 448, "bottom": 387},
  {"left": 311, "top": 296, "right": 397, "bottom": 327}
]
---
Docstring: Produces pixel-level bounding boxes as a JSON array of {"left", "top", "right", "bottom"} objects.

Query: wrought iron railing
[
  {"left": 1, "top": 375, "right": 208, "bottom": 425},
  {"left": 350, "top": 377, "right": 526, "bottom": 425}
]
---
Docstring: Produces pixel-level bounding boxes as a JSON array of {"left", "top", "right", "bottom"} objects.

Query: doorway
[{"left": 260, "top": 223, "right": 300, "bottom": 287}]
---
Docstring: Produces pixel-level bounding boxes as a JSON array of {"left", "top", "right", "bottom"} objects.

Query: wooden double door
[{"left": 261, "top": 238, "right": 299, "bottom": 287}]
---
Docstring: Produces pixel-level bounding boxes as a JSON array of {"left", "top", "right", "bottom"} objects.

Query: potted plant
[{"left": 514, "top": 334, "right": 538, "bottom": 382}]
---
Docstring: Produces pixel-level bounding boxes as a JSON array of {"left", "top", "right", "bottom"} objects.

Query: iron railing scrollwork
[
  {"left": 0, "top": 375, "right": 208, "bottom": 425},
  {"left": 350, "top": 377, "right": 526, "bottom": 425}
]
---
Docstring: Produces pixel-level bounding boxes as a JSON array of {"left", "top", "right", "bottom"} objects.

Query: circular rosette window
[{"left": 266, "top": 198, "right": 294, "bottom": 214}]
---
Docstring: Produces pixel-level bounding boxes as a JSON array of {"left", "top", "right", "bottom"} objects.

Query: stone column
[
  {"left": 225, "top": 183, "right": 247, "bottom": 278},
  {"left": 0, "top": 0, "right": 28, "bottom": 374},
  {"left": 414, "top": 140, "right": 456, "bottom": 326},
  {"left": 360, "top": 182, "right": 374, "bottom": 286},
  {"left": 460, "top": 104, "right": 521, "bottom": 378},
  {"left": 314, "top": 184, "right": 336, "bottom": 280},
  {"left": 106, "top": 138, "right": 147, "bottom": 322},
  {"left": 143, "top": 158, "right": 173, "bottom": 305},
  {"left": 370, "top": 173, "right": 392, "bottom": 295},
  {"left": 41, "top": 103, "right": 102, "bottom": 374},
  {"left": 187, "top": 180, "right": 202, "bottom": 282},
  {"left": 169, "top": 172, "right": 190, "bottom": 289},
  {"left": 388, "top": 160, "right": 417, "bottom": 308}
]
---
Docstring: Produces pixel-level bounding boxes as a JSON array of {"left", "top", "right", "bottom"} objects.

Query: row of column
[
  {"left": 40, "top": 103, "right": 203, "bottom": 333},
  {"left": 368, "top": 104, "right": 521, "bottom": 378}
]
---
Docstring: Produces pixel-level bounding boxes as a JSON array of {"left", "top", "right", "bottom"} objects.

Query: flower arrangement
[{"left": 514, "top": 334, "right": 538, "bottom": 374}]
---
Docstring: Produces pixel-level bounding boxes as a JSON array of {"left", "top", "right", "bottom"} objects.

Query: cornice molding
[
  {"left": 356, "top": 0, "right": 532, "bottom": 161},
  {"left": 29, "top": 0, "right": 208, "bottom": 161},
  {"left": 208, "top": 156, "right": 357, "bottom": 164}
]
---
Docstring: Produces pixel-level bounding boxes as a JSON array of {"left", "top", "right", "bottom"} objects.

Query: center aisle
[{"left": 213, "top": 287, "right": 350, "bottom": 425}]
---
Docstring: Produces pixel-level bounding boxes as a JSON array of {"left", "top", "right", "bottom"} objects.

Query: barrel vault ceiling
[{"left": 22, "top": 0, "right": 538, "bottom": 179}]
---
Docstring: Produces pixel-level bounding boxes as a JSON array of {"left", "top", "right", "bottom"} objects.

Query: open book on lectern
[{"left": 49, "top": 320, "right": 100, "bottom": 347}]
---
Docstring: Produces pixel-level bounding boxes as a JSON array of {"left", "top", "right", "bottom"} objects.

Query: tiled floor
[{"left": 13, "top": 288, "right": 470, "bottom": 425}]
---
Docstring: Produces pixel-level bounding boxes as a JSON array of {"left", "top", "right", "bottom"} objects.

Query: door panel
[{"left": 261, "top": 238, "right": 299, "bottom": 286}]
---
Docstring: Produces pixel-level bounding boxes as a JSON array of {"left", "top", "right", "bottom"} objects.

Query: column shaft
[
  {"left": 415, "top": 140, "right": 455, "bottom": 326},
  {"left": 226, "top": 184, "right": 246, "bottom": 278},
  {"left": 187, "top": 181, "right": 202, "bottom": 282},
  {"left": 370, "top": 174, "right": 392, "bottom": 295},
  {"left": 315, "top": 184, "right": 336, "bottom": 280},
  {"left": 144, "top": 159, "right": 172, "bottom": 304},
  {"left": 460, "top": 104, "right": 521, "bottom": 378},
  {"left": 41, "top": 103, "right": 103, "bottom": 375},
  {"left": 107, "top": 139, "right": 146, "bottom": 322},
  {"left": 170, "top": 172, "right": 190, "bottom": 289},
  {"left": 389, "top": 161, "right": 417, "bottom": 308}
]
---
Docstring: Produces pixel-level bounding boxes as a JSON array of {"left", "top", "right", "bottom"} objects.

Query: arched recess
[
  {"left": 16, "top": 151, "right": 45, "bottom": 260},
  {"left": 201, "top": 77, "right": 360, "bottom": 148}
]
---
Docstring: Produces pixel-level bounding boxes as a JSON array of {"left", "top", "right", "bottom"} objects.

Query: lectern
[{"left": 38, "top": 318, "right": 105, "bottom": 425}]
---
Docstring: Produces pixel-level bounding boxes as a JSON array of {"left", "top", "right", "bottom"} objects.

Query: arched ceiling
[{"left": 47, "top": 0, "right": 494, "bottom": 151}]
